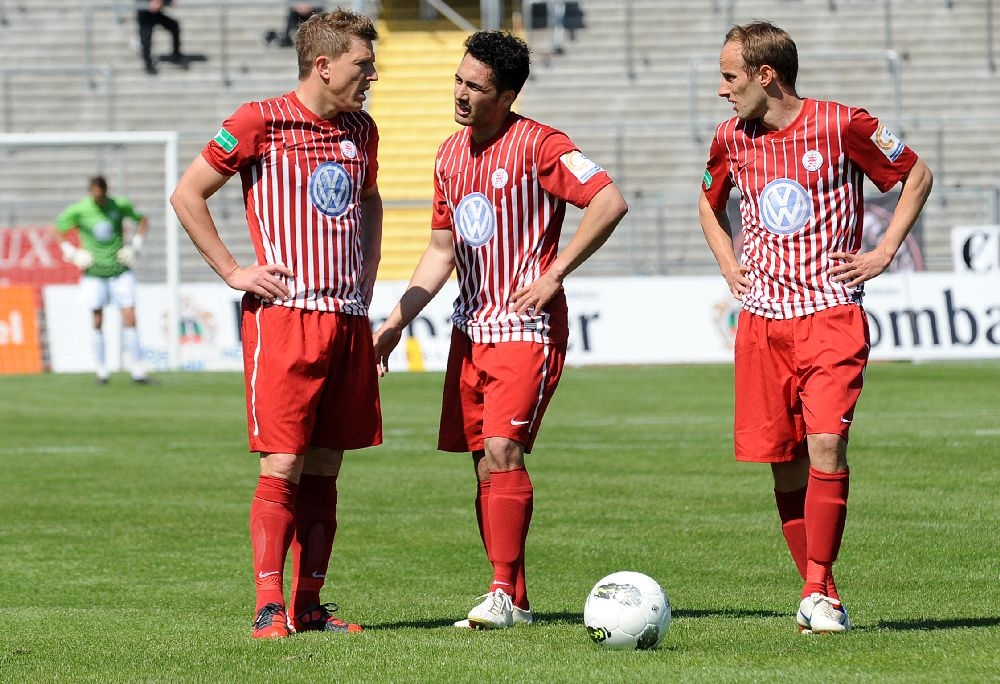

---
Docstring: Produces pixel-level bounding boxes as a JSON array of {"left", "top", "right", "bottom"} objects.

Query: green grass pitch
[{"left": 1, "top": 362, "right": 998, "bottom": 682}]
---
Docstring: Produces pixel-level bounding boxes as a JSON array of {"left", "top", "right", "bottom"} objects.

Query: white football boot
[
  {"left": 465, "top": 589, "right": 514, "bottom": 629},
  {"left": 454, "top": 604, "right": 533, "bottom": 629},
  {"left": 797, "top": 593, "right": 852, "bottom": 634}
]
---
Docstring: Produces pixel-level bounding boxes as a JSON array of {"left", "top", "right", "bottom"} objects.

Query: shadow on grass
[
  {"left": 871, "top": 616, "right": 1000, "bottom": 631},
  {"left": 369, "top": 607, "right": 787, "bottom": 630}
]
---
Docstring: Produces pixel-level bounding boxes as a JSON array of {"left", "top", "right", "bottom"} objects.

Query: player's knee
[{"left": 483, "top": 437, "right": 525, "bottom": 471}]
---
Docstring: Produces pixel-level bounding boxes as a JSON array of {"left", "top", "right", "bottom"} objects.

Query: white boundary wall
[{"left": 43, "top": 272, "right": 1000, "bottom": 373}]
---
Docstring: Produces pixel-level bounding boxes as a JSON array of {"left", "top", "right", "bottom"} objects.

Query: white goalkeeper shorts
[{"left": 81, "top": 272, "right": 137, "bottom": 311}]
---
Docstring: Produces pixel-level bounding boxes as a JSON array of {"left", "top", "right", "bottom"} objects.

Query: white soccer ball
[{"left": 584, "top": 571, "right": 671, "bottom": 649}]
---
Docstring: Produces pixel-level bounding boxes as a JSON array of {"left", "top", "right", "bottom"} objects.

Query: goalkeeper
[{"left": 54, "top": 175, "right": 151, "bottom": 384}]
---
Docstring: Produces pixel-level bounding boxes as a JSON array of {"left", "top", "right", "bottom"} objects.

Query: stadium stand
[{"left": 0, "top": 0, "right": 998, "bottom": 284}]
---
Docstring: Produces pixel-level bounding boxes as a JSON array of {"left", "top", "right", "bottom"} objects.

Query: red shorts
[
  {"left": 734, "top": 305, "right": 870, "bottom": 463},
  {"left": 438, "top": 328, "right": 566, "bottom": 454},
  {"left": 241, "top": 296, "right": 382, "bottom": 454}
]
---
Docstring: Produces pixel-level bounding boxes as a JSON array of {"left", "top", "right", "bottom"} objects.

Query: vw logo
[
  {"left": 309, "top": 161, "right": 353, "bottom": 217},
  {"left": 455, "top": 192, "right": 496, "bottom": 247},
  {"left": 759, "top": 178, "right": 812, "bottom": 235}
]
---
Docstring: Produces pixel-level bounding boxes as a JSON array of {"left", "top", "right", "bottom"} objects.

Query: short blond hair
[
  {"left": 724, "top": 21, "right": 798, "bottom": 88},
  {"left": 296, "top": 9, "right": 378, "bottom": 80}
]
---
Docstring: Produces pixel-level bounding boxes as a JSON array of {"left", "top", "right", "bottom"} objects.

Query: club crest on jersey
[
  {"left": 309, "top": 161, "right": 353, "bottom": 217},
  {"left": 560, "top": 151, "right": 602, "bottom": 183},
  {"left": 801, "top": 149, "right": 824, "bottom": 172},
  {"left": 491, "top": 168, "right": 509, "bottom": 188},
  {"left": 455, "top": 192, "right": 496, "bottom": 247},
  {"left": 759, "top": 178, "right": 813, "bottom": 235},
  {"left": 871, "top": 123, "right": 905, "bottom": 162},
  {"left": 340, "top": 140, "right": 358, "bottom": 159}
]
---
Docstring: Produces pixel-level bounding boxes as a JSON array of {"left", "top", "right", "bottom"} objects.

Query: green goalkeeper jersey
[{"left": 55, "top": 196, "right": 144, "bottom": 278}]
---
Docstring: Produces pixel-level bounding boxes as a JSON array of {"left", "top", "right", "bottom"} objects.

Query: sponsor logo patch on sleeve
[
  {"left": 560, "top": 151, "right": 602, "bottom": 183},
  {"left": 213, "top": 127, "right": 238, "bottom": 153},
  {"left": 870, "top": 123, "right": 905, "bottom": 162},
  {"left": 702, "top": 169, "right": 713, "bottom": 190}
]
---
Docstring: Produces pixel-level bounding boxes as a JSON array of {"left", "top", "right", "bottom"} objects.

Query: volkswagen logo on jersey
[
  {"left": 455, "top": 192, "right": 496, "bottom": 247},
  {"left": 759, "top": 178, "right": 813, "bottom": 235},
  {"left": 309, "top": 161, "right": 353, "bottom": 217}
]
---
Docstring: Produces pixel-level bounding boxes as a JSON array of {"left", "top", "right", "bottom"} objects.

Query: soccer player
[
  {"left": 372, "top": 30, "right": 628, "bottom": 630},
  {"left": 55, "top": 175, "right": 150, "bottom": 384},
  {"left": 170, "top": 10, "right": 382, "bottom": 640},
  {"left": 698, "top": 21, "right": 933, "bottom": 633}
]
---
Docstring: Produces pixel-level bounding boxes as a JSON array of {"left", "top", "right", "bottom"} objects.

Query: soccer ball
[{"left": 584, "top": 571, "right": 671, "bottom": 649}]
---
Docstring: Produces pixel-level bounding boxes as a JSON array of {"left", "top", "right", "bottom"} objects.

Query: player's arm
[
  {"left": 829, "top": 158, "right": 933, "bottom": 287},
  {"left": 52, "top": 205, "right": 94, "bottom": 270},
  {"left": 699, "top": 189, "right": 750, "bottom": 299},
  {"left": 372, "top": 229, "right": 455, "bottom": 376},
  {"left": 170, "top": 155, "right": 292, "bottom": 301},
  {"left": 359, "top": 184, "right": 383, "bottom": 306},
  {"left": 509, "top": 183, "right": 628, "bottom": 315},
  {"left": 116, "top": 203, "right": 150, "bottom": 269}
]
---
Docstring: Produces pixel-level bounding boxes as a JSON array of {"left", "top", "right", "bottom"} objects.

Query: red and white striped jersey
[
  {"left": 702, "top": 98, "right": 918, "bottom": 319},
  {"left": 432, "top": 114, "right": 612, "bottom": 343},
  {"left": 201, "top": 91, "right": 379, "bottom": 314}
]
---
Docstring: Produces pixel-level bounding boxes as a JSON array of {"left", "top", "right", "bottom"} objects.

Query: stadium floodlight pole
[{"left": 0, "top": 130, "right": 181, "bottom": 371}]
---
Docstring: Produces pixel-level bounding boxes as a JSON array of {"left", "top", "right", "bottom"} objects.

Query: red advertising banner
[{"left": 0, "top": 226, "right": 81, "bottom": 307}]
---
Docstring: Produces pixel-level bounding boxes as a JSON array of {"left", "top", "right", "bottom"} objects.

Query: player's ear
[
  {"left": 315, "top": 55, "right": 331, "bottom": 80},
  {"left": 758, "top": 64, "right": 777, "bottom": 87}
]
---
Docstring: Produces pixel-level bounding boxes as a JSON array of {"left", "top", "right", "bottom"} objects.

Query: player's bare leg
[{"left": 290, "top": 448, "right": 361, "bottom": 633}]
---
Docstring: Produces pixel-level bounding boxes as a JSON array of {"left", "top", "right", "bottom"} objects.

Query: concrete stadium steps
[
  {"left": 366, "top": 25, "right": 467, "bottom": 271},
  {"left": 381, "top": 205, "right": 434, "bottom": 280},
  {"left": 2, "top": 1, "right": 997, "bottom": 280}
]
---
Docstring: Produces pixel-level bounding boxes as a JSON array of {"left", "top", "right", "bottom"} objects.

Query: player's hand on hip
[
  {"left": 829, "top": 249, "right": 891, "bottom": 288},
  {"left": 510, "top": 273, "right": 560, "bottom": 315},
  {"left": 372, "top": 325, "right": 401, "bottom": 377},
  {"left": 226, "top": 262, "right": 294, "bottom": 302},
  {"left": 724, "top": 265, "right": 751, "bottom": 299}
]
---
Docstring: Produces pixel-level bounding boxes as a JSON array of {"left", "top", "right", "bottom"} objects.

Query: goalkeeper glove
[
  {"left": 60, "top": 241, "right": 94, "bottom": 270},
  {"left": 117, "top": 234, "right": 144, "bottom": 269}
]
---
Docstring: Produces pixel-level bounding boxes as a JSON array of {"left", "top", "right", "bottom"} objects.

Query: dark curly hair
[{"left": 463, "top": 30, "right": 531, "bottom": 95}]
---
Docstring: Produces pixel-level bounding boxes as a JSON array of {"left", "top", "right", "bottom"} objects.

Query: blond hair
[
  {"left": 296, "top": 9, "right": 378, "bottom": 80},
  {"left": 724, "top": 21, "right": 798, "bottom": 88}
]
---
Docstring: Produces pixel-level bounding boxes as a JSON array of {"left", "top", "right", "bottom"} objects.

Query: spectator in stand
[
  {"left": 136, "top": 0, "right": 186, "bottom": 75},
  {"left": 265, "top": 3, "right": 325, "bottom": 48},
  {"left": 54, "top": 176, "right": 151, "bottom": 385}
]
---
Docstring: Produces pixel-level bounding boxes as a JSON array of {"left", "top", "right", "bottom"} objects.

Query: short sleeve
[
  {"left": 54, "top": 203, "right": 78, "bottom": 233},
  {"left": 431, "top": 155, "right": 452, "bottom": 231},
  {"left": 201, "top": 102, "right": 266, "bottom": 176},
  {"left": 702, "top": 135, "right": 734, "bottom": 212},
  {"left": 846, "top": 109, "right": 918, "bottom": 193},
  {"left": 536, "top": 131, "right": 612, "bottom": 209},
  {"left": 362, "top": 118, "right": 379, "bottom": 191},
  {"left": 119, "top": 198, "right": 144, "bottom": 221}
]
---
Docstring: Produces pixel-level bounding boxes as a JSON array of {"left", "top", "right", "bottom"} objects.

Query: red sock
[
  {"left": 476, "top": 479, "right": 530, "bottom": 609},
  {"left": 803, "top": 467, "right": 849, "bottom": 598},
  {"left": 774, "top": 486, "right": 808, "bottom": 580},
  {"left": 290, "top": 474, "right": 338, "bottom": 618},
  {"left": 250, "top": 475, "right": 297, "bottom": 610},
  {"left": 487, "top": 467, "right": 533, "bottom": 598}
]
